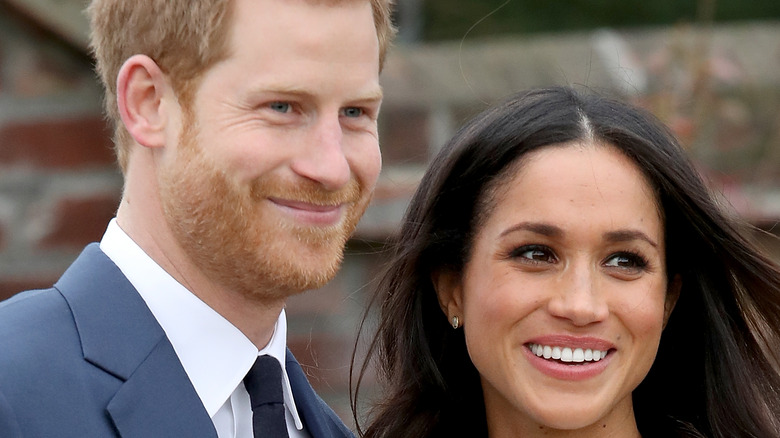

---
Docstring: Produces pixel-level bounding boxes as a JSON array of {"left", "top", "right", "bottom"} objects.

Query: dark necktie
[{"left": 243, "top": 355, "right": 289, "bottom": 437}]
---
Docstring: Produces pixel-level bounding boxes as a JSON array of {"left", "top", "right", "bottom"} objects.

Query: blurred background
[{"left": 1, "top": 0, "right": 778, "bottom": 430}]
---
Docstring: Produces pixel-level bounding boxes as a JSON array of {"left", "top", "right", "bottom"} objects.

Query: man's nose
[{"left": 290, "top": 115, "right": 351, "bottom": 190}]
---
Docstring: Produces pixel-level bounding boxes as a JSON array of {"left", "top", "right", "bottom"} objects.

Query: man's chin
[
  {"left": 242, "top": 241, "right": 347, "bottom": 294},
  {"left": 282, "top": 253, "right": 345, "bottom": 292},
  {"left": 247, "top": 264, "right": 343, "bottom": 298}
]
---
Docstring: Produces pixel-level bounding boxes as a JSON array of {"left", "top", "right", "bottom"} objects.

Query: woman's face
[{"left": 436, "top": 142, "right": 678, "bottom": 437}]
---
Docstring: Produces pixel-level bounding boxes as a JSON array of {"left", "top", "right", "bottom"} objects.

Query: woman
[{"left": 352, "top": 87, "right": 780, "bottom": 437}]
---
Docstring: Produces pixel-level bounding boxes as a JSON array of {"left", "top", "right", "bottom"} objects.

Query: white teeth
[{"left": 528, "top": 343, "right": 609, "bottom": 363}]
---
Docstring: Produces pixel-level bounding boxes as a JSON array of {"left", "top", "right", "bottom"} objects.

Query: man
[{"left": 0, "top": 0, "right": 395, "bottom": 436}]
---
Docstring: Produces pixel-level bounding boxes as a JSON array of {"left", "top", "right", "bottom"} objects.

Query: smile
[
  {"left": 526, "top": 343, "right": 610, "bottom": 363},
  {"left": 268, "top": 197, "right": 346, "bottom": 226},
  {"left": 269, "top": 197, "right": 344, "bottom": 211}
]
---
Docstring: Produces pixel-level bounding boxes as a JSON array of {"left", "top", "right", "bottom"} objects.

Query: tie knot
[{"left": 244, "top": 355, "right": 284, "bottom": 408}]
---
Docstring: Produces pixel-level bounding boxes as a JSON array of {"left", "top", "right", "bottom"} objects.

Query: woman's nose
[{"left": 546, "top": 264, "right": 609, "bottom": 326}]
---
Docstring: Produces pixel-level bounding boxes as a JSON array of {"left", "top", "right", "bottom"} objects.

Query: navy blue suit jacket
[{"left": 0, "top": 244, "right": 354, "bottom": 437}]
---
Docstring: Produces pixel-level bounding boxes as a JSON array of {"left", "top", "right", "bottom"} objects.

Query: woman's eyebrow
[
  {"left": 603, "top": 229, "right": 659, "bottom": 248},
  {"left": 500, "top": 222, "right": 563, "bottom": 238},
  {"left": 499, "top": 223, "right": 658, "bottom": 248}
]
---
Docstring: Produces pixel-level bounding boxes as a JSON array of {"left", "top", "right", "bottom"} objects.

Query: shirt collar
[{"left": 99, "top": 219, "right": 304, "bottom": 429}]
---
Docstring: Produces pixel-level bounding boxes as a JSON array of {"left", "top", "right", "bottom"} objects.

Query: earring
[{"left": 451, "top": 315, "right": 460, "bottom": 329}]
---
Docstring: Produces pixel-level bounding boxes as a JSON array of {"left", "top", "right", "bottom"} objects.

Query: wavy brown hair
[{"left": 352, "top": 87, "right": 780, "bottom": 437}]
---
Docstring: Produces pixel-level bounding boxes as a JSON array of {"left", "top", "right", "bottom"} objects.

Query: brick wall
[{"left": 0, "top": 6, "right": 122, "bottom": 300}]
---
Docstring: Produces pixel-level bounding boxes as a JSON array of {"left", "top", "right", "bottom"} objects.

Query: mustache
[{"left": 249, "top": 175, "right": 361, "bottom": 206}]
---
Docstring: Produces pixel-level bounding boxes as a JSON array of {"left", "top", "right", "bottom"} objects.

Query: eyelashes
[
  {"left": 507, "top": 244, "right": 651, "bottom": 274},
  {"left": 603, "top": 251, "right": 648, "bottom": 270},
  {"left": 508, "top": 245, "right": 557, "bottom": 264}
]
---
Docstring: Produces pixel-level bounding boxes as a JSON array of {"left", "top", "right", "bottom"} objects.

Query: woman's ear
[
  {"left": 431, "top": 269, "right": 464, "bottom": 327},
  {"left": 116, "top": 54, "right": 175, "bottom": 149},
  {"left": 663, "top": 274, "right": 682, "bottom": 329}
]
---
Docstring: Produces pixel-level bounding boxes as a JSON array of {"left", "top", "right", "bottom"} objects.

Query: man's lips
[{"left": 268, "top": 197, "right": 346, "bottom": 225}]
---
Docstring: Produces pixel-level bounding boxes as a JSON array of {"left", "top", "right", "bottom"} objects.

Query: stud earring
[{"left": 451, "top": 316, "right": 460, "bottom": 329}]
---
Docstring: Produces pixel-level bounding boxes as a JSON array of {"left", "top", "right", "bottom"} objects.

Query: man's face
[{"left": 158, "top": 0, "right": 382, "bottom": 297}]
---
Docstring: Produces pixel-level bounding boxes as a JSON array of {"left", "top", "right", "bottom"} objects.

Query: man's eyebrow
[
  {"left": 249, "top": 85, "right": 383, "bottom": 103},
  {"left": 341, "top": 90, "right": 384, "bottom": 109}
]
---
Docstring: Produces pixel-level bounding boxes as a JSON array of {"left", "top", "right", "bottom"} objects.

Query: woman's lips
[
  {"left": 523, "top": 335, "right": 615, "bottom": 381},
  {"left": 527, "top": 343, "right": 609, "bottom": 363}
]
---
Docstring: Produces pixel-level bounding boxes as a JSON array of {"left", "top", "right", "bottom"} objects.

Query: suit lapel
[
  {"left": 107, "top": 339, "right": 217, "bottom": 437},
  {"left": 57, "top": 244, "right": 217, "bottom": 438}
]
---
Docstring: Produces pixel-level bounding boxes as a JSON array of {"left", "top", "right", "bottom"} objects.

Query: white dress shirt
[{"left": 100, "top": 219, "right": 309, "bottom": 437}]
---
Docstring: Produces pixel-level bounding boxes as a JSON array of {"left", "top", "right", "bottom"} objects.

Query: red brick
[
  {"left": 0, "top": 277, "right": 57, "bottom": 302},
  {"left": 38, "top": 195, "right": 118, "bottom": 249},
  {"left": 0, "top": 117, "right": 115, "bottom": 169}
]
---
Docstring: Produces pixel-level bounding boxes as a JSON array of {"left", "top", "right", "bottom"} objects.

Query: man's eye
[
  {"left": 269, "top": 102, "right": 291, "bottom": 113},
  {"left": 342, "top": 107, "right": 364, "bottom": 118}
]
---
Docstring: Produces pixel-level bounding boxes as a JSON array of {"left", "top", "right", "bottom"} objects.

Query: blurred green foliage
[{"left": 423, "top": 0, "right": 780, "bottom": 40}]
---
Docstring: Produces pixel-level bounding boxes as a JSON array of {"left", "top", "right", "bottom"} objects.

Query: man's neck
[{"left": 115, "top": 200, "right": 285, "bottom": 349}]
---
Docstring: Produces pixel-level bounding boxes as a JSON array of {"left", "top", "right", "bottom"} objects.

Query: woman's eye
[
  {"left": 269, "top": 102, "right": 292, "bottom": 113},
  {"left": 511, "top": 245, "right": 556, "bottom": 263},
  {"left": 604, "top": 252, "right": 648, "bottom": 272}
]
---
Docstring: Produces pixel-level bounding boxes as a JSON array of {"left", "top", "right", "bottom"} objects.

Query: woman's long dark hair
[{"left": 351, "top": 87, "right": 780, "bottom": 437}]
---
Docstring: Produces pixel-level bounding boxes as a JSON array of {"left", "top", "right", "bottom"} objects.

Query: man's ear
[
  {"left": 663, "top": 274, "right": 682, "bottom": 329},
  {"left": 116, "top": 54, "right": 174, "bottom": 149},
  {"left": 431, "top": 269, "right": 464, "bottom": 327}
]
